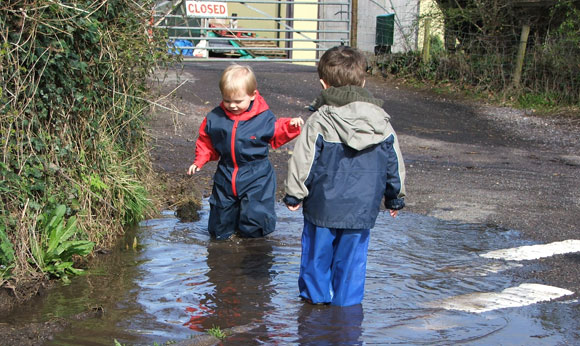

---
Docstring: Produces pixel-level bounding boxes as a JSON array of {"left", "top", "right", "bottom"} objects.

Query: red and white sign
[{"left": 185, "top": 1, "right": 228, "bottom": 18}]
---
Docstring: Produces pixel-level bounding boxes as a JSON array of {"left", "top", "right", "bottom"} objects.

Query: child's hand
[
  {"left": 290, "top": 117, "right": 304, "bottom": 127},
  {"left": 187, "top": 163, "right": 200, "bottom": 175},
  {"left": 389, "top": 209, "right": 398, "bottom": 218}
]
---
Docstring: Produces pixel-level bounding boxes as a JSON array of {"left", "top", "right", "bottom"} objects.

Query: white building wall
[{"left": 357, "top": 0, "right": 420, "bottom": 53}]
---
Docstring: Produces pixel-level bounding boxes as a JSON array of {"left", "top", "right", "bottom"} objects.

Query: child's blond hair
[
  {"left": 219, "top": 64, "right": 257, "bottom": 97},
  {"left": 317, "top": 46, "right": 367, "bottom": 87}
]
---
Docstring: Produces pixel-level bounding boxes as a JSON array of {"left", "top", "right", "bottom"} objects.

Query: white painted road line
[
  {"left": 480, "top": 239, "right": 580, "bottom": 261},
  {"left": 432, "top": 283, "right": 574, "bottom": 313}
]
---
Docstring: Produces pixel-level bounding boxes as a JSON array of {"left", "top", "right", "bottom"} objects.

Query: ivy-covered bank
[{"left": 0, "top": 0, "right": 174, "bottom": 304}]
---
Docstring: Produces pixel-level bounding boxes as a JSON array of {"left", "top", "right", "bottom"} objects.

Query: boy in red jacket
[{"left": 188, "top": 64, "right": 303, "bottom": 240}]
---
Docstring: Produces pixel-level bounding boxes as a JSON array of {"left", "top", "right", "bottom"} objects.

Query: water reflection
[
  {"left": 185, "top": 238, "right": 275, "bottom": 339},
  {"left": 297, "top": 304, "right": 364, "bottom": 346}
]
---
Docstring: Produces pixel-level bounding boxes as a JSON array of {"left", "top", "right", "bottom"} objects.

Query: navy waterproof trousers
[{"left": 208, "top": 161, "right": 277, "bottom": 239}]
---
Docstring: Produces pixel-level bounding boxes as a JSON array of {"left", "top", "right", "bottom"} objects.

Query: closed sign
[{"left": 185, "top": 1, "right": 228, "bottom": 17}]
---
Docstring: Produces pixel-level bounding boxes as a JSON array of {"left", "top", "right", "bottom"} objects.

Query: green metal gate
[{"left": 154, "top": 0, "right": 352, "bottom": 63}]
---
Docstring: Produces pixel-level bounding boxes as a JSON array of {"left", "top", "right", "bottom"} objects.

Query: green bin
[{"left": 375, "top": 14, "right": 394, "bottom": 54}]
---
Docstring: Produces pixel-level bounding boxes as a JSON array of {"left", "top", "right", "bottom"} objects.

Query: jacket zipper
[{"left": 230, "top": 119, "right": 239, "bottom": 197}]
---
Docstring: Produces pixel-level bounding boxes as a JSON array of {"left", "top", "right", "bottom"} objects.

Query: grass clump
[{"left": 208, "top": 325, "right": 227, "bottom": 339}]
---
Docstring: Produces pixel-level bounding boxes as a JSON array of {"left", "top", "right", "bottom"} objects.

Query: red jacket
[{"left": 194, "top": 91, "right": 300, "bottom": 197}]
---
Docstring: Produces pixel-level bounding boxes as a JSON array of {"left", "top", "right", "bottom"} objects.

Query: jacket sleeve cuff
[
  {"left": 283, "top": 195, "right": 302, "bottom": 207},
  {"left": 271, "top": 118, "right": 301, "bottom": 149},
  {"left": 385, "top": 198, "right": 405, "bottom": 210},
  {"left": 193, "top": 160, "right": 205, "bottom": 170}
]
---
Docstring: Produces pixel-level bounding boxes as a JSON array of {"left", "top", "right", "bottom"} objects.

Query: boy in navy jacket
[
  {"left": 284, "top": 46, "right": 406, "bottom": 306},
  {"left": 188, "top": 64, "right": 303, "bottom": 239}
]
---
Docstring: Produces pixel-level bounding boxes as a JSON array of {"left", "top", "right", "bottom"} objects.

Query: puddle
[{"left": 2, "top": 200, "right": 578, "bottom": 345}]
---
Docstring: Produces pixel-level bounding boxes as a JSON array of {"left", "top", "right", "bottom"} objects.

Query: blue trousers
[{"left": 298, "top": 219, "right": 370, "bottom": 306}]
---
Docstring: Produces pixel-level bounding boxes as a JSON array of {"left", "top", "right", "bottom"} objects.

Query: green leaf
[
  {"left": 46, "top": 206, "right": 67, "bottom": 253},
  {"left": 0, "top": 226, "right": 15, "bottom": 266},
  {"left": 55, "top": 240, "right": 94, "bottom": 260}
]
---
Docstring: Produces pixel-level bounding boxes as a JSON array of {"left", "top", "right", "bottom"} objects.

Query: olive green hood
[{"left": 311, "top": 86, "right": 393, "bottom": 151}]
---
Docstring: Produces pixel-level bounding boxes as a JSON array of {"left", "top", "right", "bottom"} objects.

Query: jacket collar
[{"left": 315, "top": 85, "right": 384, "bottom": 109}]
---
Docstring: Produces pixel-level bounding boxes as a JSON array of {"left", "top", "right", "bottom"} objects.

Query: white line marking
[
  {"left": 437, "top": 262, "right": 523, "bottom": 276},
  {"left": 480, "top": 239, "right": 580, "bottom": 261},
  {"left": 432, "top": 283, "right": 574, "bottom": 313}
]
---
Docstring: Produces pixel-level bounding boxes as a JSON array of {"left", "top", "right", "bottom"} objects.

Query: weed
[
  {"left": 0, "top": 224, "right": 15, "bottom": 280},
  {"left": 208, "top": 325, "right": 227, "bottom": 339},
  {"left": 517, "top": 92, "right": 558, "bottom": 110},
  {"left": 114, "top": 339, "right": 176, "bottom": 346},
  {"left": 30, "top": 205, "right": 94, "bottom": 283},
  {"left": 0, "top": 225, "right": 15, "bottom": 266}
]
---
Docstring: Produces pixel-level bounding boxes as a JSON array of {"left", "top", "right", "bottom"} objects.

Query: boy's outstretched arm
[
  {"left": 187, "top": 118, "right": 219, "bottom": 175},
  {"left": 383, "top": 130, "right": 406, "bottom": 216},
  {"left": 270, "top": 117, "right": 303, "bottom": 149},
  {"left": 284, "top": 118, "right": 319, "bottom": 211}
]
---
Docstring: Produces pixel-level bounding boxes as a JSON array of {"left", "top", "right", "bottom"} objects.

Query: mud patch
[
  {"left": 0, "top": 306, "right": 104, "bottom": 346},
  {"left": 0, "top": 277, "right": 52, "bottom": 316}
]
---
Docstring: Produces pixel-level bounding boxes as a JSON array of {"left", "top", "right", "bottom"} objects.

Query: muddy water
[{"left": 3, "top": 200, "right": 578, "bottom": 345}]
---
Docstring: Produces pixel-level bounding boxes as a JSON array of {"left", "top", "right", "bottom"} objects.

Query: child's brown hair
[
  {"left": 317, "top": 46, "right": 367, "bottom": 88},
  {"left": 219, "top": 64, "right": 257, "bottom": 97}
]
